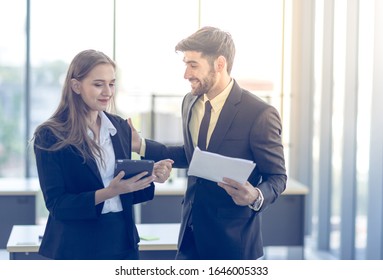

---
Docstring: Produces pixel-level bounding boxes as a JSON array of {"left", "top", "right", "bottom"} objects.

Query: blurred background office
[{"left": 0, "top": 0, "right": 382, "bottom": 260}]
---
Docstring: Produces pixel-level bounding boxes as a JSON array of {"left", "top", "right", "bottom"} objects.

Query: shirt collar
[
  {"left": 202, "top": 79, "right": 234, "bottom": 112},
  {"left": 87, "top": 111, "right": 117, "bottom": 140},
  {"left": 99, "top": 111, "right": 117, "bottom": 137}
]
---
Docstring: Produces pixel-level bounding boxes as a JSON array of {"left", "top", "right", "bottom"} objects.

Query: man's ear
[
  {"left": 70, "top": 78, "right": 81, "bottom": 94},
  {"left": 215, "top": 55, "right": 227, "bottom": 72}
]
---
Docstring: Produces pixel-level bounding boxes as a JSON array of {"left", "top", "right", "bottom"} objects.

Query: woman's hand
[
  {"left": 111, "top": 171, "right": 155, "bottom": 195},
  {"left": 96, "top": 171, "right": 155, "bottom": 205},
  {"left": 153, "top": 159, "right": 174, "bottom": 183}
]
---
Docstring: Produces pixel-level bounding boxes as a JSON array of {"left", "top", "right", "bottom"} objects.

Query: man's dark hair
[{"left": 175, "top": 26, "right": 236, "bottom": 74}]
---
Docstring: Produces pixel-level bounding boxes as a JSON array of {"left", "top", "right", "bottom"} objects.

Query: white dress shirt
[{"left": 88, "top": 112, "right": 123, "bottom": 214}]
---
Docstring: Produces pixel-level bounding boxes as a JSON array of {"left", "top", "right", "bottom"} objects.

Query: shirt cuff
[
  {"left": 256, "top": 188, "right": 264, "bottom": 209},
  {"left": 248, "top": 187, "right": 264, "bottom": 211},
  {"left": 139, "top": 138, "right": 146, "bottom": 157}
]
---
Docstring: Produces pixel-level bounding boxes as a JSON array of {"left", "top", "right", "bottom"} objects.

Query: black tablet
[{"left": 114, "top": 159, "right": 154, "bottom": 179}]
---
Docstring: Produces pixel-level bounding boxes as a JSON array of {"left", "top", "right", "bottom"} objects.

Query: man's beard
[{"left": 191, "top": 71, "right": 216, "bottom": 96}]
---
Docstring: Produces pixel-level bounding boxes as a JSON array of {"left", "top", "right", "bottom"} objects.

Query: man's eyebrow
[{"left": 183, "top": 58, "right": 198, "bottom": 64}]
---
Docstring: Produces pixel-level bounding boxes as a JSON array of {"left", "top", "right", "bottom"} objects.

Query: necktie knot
[{"left": 205, "top": 100, "right": 212, "bottom": 111}]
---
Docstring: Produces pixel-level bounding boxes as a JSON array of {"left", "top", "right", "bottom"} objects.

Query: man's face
[{"left": 182, "top": 51, "right": 217, "bottom": 96}]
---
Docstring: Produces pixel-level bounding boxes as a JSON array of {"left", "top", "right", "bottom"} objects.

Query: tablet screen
[{"left": 114, "top": 159, "right": 154, "bottom": 179}]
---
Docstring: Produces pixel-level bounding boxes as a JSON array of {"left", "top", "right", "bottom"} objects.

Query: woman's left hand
[{"left": 153, "top": 159, "right": 174, "bottom": 183}]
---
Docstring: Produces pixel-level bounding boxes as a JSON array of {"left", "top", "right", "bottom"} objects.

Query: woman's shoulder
[{"left": 33, "top": 124, "right": 60, "bottom": 148}]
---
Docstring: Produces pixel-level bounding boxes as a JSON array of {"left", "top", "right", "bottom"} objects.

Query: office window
[
  {"left": 115, "top": 0, "right": 286, "bottom": 148},
  {"left": 0, "top": 0, "right": 26, "bottom": 177},
  {"left": 201, "top": 0, "right": 284, "bottom": 112},
  {"left": 329, "top": 0, "right": 374, "bottom": 259},
  {"left": 114, "top": 0, "right": 197, "bottom": 145},
  {"left": 355, "top": 0, "right": 374, "bottom": 259},
  {"left": 311, "top": 0, "right": 377, "bottom": 259},
  {"left": 201, "top": 0, "right": 288, "bottom": 169},
  {"left": 3, "top": 0, "right": 288, "bottom": 223},
  {"left": 330, "top": 0, "right": 347, "bottom": 257}
]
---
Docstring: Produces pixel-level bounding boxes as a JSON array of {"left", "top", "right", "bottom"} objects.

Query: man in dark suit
[{"left": 130, "top": 26, "right": 287, "bottom": 260}]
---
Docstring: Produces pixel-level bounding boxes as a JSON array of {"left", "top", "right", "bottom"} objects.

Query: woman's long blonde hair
[{"left": 33, "top": 49, "right": 116, "bottom": 163}]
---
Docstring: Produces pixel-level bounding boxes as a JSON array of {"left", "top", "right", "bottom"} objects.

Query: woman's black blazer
[{"left": 34, "top": 112, "right": 154, "bottom": 259}]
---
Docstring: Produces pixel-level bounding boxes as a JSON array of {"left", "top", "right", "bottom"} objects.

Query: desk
[
  {"left": 6, "top": 179, "right": 308, "bottom": 259},
  {"left": 262, "top": 179, "right": 308, "bottom": 259},
  {"left": 7, "top": 223, "right": 179, "bottom": 260},
  {"left": 140, "top": 177, "right": 185, "bottom": 223},
  {"left": 138, "top": 223, "right": 179, "bottom": 260},
  {"left": 141, "top": 178, "right": 309, "bottom": 259},
  {"left": 0, "top": 178, "right": 40, "bottom": 249}
]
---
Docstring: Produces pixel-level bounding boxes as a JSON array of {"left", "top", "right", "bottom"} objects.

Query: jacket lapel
[
  {"left": 111, "top": 134, "right": 126, "bottom": 160},
  {"left": 207, "top": 81, "right": 242, "bottom": 153},
  {"left": 83, "top": 114, "right": 128, "bottom": 185},
  {"left": 85, "top": 155, "right": 103, "bottom": 184},
  {"left": 183, "top": 94, "right": 199, "bottom": 162}
]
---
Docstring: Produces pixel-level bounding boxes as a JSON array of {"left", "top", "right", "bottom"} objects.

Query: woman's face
[{"left": 72, "top": 63, "right": 116, "bottom": 113}]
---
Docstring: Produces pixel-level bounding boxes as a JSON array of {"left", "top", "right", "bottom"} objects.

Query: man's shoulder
[
  {"left": 183, "top": 92, "right": 197, "bottom": 103},
  {"left": 237, "top": 88, "right": 273, "bottom": 110},
  {"left": 230, "top": 80, "right": 270, "bottom": 107}
]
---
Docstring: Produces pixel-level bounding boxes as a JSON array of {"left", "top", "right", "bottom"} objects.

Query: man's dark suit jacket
[
  {"left": 144, "top": 80, "right": 287, "bottom": 259},
  {"left": 34, "top": 112, "right": 154, "bottom": 260}
]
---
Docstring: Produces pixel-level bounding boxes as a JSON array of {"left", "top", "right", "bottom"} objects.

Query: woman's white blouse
[{"left": 88, "top": 112, "right": 123, "bottom": 214}]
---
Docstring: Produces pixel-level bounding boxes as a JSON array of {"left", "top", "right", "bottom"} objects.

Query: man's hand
[
  {"left": 153, "top": 159, "right": 174, "bottom": 183},
  {"left": 217, "top": 177, "right": 258, "bottom": 206}
]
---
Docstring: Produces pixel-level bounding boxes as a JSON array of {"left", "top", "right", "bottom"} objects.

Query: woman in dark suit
[{"left": 32, "top": 49, "right": 173, "bottom": 260}]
